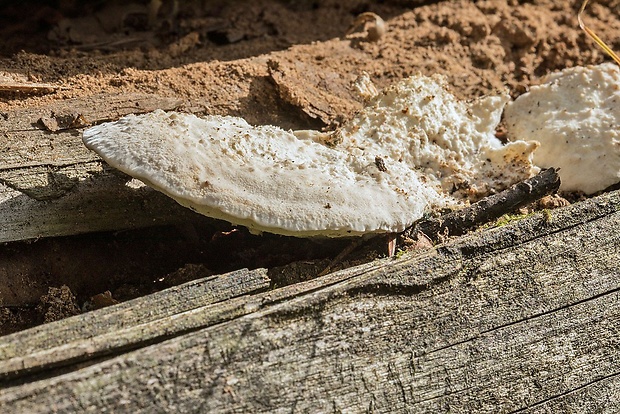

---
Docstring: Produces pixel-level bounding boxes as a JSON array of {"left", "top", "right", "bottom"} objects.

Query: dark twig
[{"left": 405, "top": 168, "right": 561, "bottom": 243}]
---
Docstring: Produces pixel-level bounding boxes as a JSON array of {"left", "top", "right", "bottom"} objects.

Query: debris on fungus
[
  {"left": 83, "top": 74, "right": 538, "bottom": 237},
  {"left": 505, "top": 63, "right": 620, "bottom": 194}
]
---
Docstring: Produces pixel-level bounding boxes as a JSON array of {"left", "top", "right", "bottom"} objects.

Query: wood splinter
[{"left": 406, "top": 167, "right": 561, "bottom": 243}]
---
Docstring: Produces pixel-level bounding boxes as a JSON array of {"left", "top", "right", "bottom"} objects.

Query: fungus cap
[
  {"left": 83, "top": 110, "right": 450, "bottom": 237},
  {"left": 505, "top": 63, "right": 620, "bottom": 194},
  {"left": 83, "top": 74, "right": 537, "bottom": 237}
]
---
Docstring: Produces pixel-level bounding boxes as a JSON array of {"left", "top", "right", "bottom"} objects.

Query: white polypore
[
  {"left": 505, "top": 63, "right": 620, "bottom": 194},
  {"left": 83, "top": 74, "right": 537, "bottom": 237}
]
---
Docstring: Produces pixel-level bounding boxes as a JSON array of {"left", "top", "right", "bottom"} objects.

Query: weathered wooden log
[
  {"left": 0, "top": 93, "right": 216, "bottom": 243},
  {"left": 0, "top": 268, "right": 271, "bottom": 380},
  {"left": 0, "top": 189, "right": 618, "bottom": 412}
]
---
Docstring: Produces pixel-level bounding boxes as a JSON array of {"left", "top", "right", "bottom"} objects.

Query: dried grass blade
[{"left": 579, "top": 0, "right": 620, "bottom": 65}]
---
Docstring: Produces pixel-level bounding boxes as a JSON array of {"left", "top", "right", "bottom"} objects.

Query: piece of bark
[
  {"left": 0, "top": 190, "right": 618, "bottom": 412},
  {"left": 267, "top": 44, "right": 366, "bottom": 127},
  {"left": 409, "top": 167, "right": 561, "bottom": 242}
]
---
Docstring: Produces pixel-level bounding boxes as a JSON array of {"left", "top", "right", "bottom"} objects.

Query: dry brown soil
[{"left": 1, "top": 0, "right": 619, "bottom": 334}]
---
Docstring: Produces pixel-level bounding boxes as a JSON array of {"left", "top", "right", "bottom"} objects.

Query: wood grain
[
  {"left": 0, "top": 93, "right": 225, "bottom": 243},
  {"left": 0, "top": 190, "right": 618, "bottom": 412},
  {"left": 0, "top": 268, "right": 270, "bottom": 380}
]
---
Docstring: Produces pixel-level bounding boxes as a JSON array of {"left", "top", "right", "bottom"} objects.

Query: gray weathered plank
[
  {"left": 0, "top": 93, "right": 183, "bottom": 169},
  {"left": 520, "top": 374, "right": 620, "bottom": 414},
  {"left": 0, "top": 268, "right": 270, "bottom": 380},
  {"left": 0, "top": 93, "right": 209, "bottom": 243},
  {"left": 0, "top": 190, "right": 618, "bottom": 412},
  {"left": 0, "top": 170, "right": 211, "bottom": 243}
]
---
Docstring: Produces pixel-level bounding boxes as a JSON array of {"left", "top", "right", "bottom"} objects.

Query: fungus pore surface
[{"left": 83, "top": 74, "right": 537, "bottom": 237}]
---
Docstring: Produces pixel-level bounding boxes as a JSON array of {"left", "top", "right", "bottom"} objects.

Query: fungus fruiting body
[
  {"left": 505, "top": 63, "right": 620, "bottom": 194},
  {"left": 332, "top": 75, "right": 539, "bottom": 199},
  {"left": 83, "top": 74, "right": 537, "bottom": 237}
]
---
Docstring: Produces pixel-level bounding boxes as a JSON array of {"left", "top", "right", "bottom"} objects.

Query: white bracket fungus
[
  {"left": 332, "top": 75, "right": 539, "bottom": 200},
  {"left": 505, "top": 63, "right": 620, "bottom": 194},
  {"left": 83, "top": 74, "right": 537, "bottom": 237}
]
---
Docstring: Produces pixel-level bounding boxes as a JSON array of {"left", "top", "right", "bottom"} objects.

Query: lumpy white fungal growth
[
  {"left": 505, "top": 63, "right": 620, "bottom": 194},
  {"left": 83, "top": 74, "right": 537, "bottom": 237},
  {"left": 334, "top": 75, "right": 539, "bottom": 199}
]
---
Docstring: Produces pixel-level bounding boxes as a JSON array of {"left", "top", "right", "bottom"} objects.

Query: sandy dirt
[{"left": 1, "top": 0, "right": 619, "bottom": 334}]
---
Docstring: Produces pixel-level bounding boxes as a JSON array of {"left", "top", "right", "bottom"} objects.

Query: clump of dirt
[
  {"left": 3, "top": 285, "right": 81, "bottom": 334},
  {"left": 2, "top": 0, "right": 618, "bottom": 120},
  {"left": 1, "top": 0, "right": 619, "bottom": 335},
  {"left": 36, "top": 285, "right": 81, "bottom": 323}
]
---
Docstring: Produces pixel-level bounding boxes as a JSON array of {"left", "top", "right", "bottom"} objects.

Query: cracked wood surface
[
  {"left": 0, "top": 190, "right": 618, "bottom": 412},
  {"left": 0, "top": 268, "right": 271, "bottom": 380}
]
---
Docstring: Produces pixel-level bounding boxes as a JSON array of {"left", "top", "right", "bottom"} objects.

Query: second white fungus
[{"left": 505, "top": 63, "right": 620, "bottom": 194}]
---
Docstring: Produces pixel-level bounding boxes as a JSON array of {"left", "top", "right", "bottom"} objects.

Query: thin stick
[
  {"left": 579, "top": 0, "right": 620, "bottom": 65},
  {"left": 0, "top": 83, "right": 62, "bottom": 94},
  {"left": 406, "top": 168, "right": 561, "bottom": 243}
]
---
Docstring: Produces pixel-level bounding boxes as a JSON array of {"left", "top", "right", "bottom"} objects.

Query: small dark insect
[
  {"left": 375, "top": 155, "right": 388, "bottom": 172},
  {"left": 324, "top": 203, "right": 332, "bottom": 209}
]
